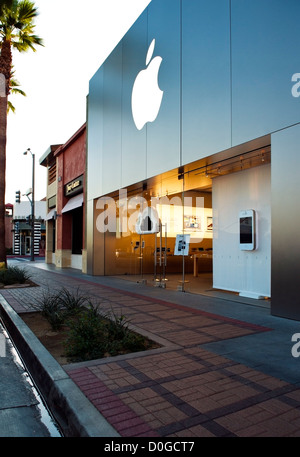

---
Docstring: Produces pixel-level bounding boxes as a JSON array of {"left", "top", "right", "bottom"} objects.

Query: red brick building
[{"left": 40, "top": 124, "right": 86, "bottom": 270}]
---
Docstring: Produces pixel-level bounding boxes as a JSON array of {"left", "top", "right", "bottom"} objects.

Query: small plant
[
  {"left": 0, "top": 266, "right": 31, "bottom": 285},
  {"left": 32, "top": 287, "right": 91, "bottom": 331},
  {"left": 32, "top": 288, "right": 64, "bottom": 331},
  {"left": 30, "top": 286, "right": 159, "bottom": 361},
  {"left": 59, "top": 287, "right": 88, "bottom": 316},
  {"left": 122, "top": 331, "right": 149, "bottom": 353},
  {"left": 64, "top": 304, "right": 107, "bottom": 362},
  {"left": 106, "top": 309, "right": 130, "bottom": 341}
]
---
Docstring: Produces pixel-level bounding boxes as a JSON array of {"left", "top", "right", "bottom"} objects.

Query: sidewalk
[{"left": 2, "top": 259, "right": 300, "bottom": 437}]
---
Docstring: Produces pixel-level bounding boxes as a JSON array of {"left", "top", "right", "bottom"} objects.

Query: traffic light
[
  {"left": 15, "top": 190, "right": 21, "bottom": 203},
  {"left": 26, "top": 215, "right": 32, "bottom": 225}
]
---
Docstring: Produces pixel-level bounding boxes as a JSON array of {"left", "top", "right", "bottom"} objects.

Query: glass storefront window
[{"left": 93, "top": 165, "right": 213, "bottom": 289}]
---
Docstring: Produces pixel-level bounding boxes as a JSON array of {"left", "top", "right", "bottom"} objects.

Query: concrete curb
[{"left": 0, "top": 296, "right": 119, "bottom": 438}]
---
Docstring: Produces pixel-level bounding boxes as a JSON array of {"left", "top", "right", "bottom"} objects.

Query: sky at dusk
[{"left": 5, "top": 0, "right": 151, "bottom": 204}]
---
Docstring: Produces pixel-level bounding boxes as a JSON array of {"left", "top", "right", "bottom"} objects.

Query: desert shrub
[
  {"left": 121, "top": 331, "right": 150, "bottom": 352},
  {"left": 33, "top": 288, "right": 65, "bottom": 331},
  {"left": 0, "top": 266, "right": 31, "bottom": 285},
  {"left": 64, "top": 304, "right": 107, "bottom": 362},
  {"left": 32, "top": 287, "right": 158, "bottom": 361},
  {"left": 106, "top": 331, "right": 148, "bottom": 356},
  {"left": 59, "top": 287, "right": 88, "bottom": 316},
  {"left": 65, "top": 304, "right": 154, "bottom": 360},
  {"left": 106, "top": 309, "right": 130, "bottom": 340},
  {"left": 32, "top": 287, "right": 92, "bottom": 331}
]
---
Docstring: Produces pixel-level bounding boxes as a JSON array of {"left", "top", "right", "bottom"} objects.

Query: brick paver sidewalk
[{"left": 2, "top": 263, "right": 300, "bottom": 437}]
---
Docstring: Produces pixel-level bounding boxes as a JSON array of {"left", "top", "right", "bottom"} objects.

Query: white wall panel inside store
[{"left": 212, "top": 164, "right": 271, "bottom": 298}]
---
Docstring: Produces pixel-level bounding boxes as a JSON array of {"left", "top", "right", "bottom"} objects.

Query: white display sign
[
  {"left": 239, "top": 209, "right": 256, "bottom": 251},
  {"left": 174, "top": 234, "right": 190, "bottom": 256}
]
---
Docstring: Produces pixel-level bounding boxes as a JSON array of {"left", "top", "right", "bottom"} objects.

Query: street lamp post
[{"left": 23, "top": 148, "right": 35, "bottom": 261}]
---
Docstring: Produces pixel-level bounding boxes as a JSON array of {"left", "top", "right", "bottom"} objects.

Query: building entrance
[
  {"left": 95, "top": 171, "right": 214, "bottom": 292},
  {"left": 25, "top": 236, "right": 31, "bottom": 255}
]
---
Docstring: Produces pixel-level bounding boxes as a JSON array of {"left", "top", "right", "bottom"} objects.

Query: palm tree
[
  {"left": 0, "top": 0, "right": 43, "bottom": 265},
  {"left": 8, "top": 70, "right": 26, "bottom": 112}
]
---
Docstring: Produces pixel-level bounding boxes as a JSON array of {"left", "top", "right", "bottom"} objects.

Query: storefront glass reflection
[{"left": 94, "top": 168, "right": 213, "bottom": 286}]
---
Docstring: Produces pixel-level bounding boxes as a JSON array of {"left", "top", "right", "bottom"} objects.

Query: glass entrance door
[{"left": 25, "top": 236, "right": 31, "bottom": 255}]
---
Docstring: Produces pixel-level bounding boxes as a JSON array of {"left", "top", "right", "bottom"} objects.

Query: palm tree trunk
[
  {"left": 0, "top": 40, "right": 12, "bottom": 265},
  {"left": 0, "top": 40, "right": 12, "bottom": 88},
  {"left": 0, "top": 92, "right": 7, "bottom": 265}
]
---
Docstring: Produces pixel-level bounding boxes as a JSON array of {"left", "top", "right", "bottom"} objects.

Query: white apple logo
[{"left": 131, "top": 39, "right": 163, "bottom": 130}]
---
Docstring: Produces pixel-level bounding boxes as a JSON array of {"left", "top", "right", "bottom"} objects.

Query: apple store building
[{"left": 84, "top": 0, "right": 300, "bottom": 321}]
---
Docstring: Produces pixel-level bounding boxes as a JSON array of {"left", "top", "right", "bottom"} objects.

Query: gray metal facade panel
[
  {"left": 102, "top": 41, "right": 123, "bottom": 194},
  {"left": 271, "top": 124, "right": 300, "bottom": 320},
  {"left": 87, "top": 0, "right": 300, "bottom": 198},
  {"left": 231, "top": 0, "right": 300, "bottom": 145},
  {"left": 182, "top": 0, "right": 231, "bottom": 163},
  {"left": 146, "top": 0, "right": 181, "bottom": 177},
  {"left": 86, "top": 67, "right": 104, "bottom": 202},
  {"left": 121, "top": 13, "right": 148, "bottom": 189},
  {"left": 86, "top": 199, "right": 95, "bottom": 275},
  {"left": 86, "top": 69, "right": 104, "bottom": 274}
]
